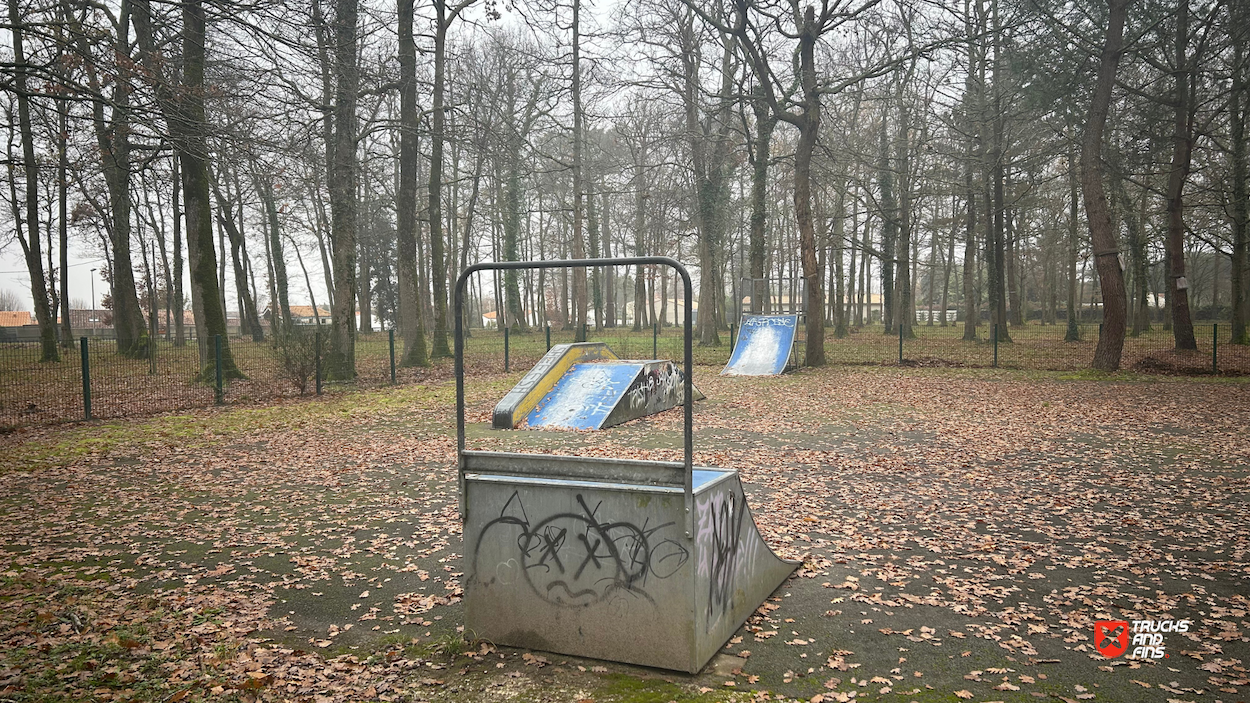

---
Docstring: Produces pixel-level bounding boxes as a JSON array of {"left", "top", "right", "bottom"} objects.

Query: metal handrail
[{"left": 454, "top": 256, "right": 695, "bottom": 536}]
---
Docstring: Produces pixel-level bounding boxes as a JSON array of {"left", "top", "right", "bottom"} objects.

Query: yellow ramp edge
[{"left": 492, "top": 342, "right": 619, "bottom": 429}]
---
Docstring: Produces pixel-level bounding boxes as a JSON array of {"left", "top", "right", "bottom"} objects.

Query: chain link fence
[{"left": 2, "top": 320, "right": 1246, "bottom": 431}]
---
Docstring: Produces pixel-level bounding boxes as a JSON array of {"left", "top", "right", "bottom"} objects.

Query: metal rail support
[
  {"left": 992, "top": 324, "right": 999, "bottom": 369},
  {"left": 315, "top": 332, "right": 322, "bottom": 395},
  {"left": 214, "top": 335, "right": 224, "bottom": 405},
  {"left": 80, "top": 337, "right": 91, "bottom": 420},
  {"left": 456, "top": 257, "right": 695, "bottom": 537},
  {"left": 389, "top": 329, "right": 397, "bottom": 384}
]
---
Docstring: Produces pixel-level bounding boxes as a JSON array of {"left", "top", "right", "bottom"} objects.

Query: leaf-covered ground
[{"left": 0, "top": 366, "right": 1247, "bottom": 703}]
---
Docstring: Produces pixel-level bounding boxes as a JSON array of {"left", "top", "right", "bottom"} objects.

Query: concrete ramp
[
  {"left": 722, "top": 314, "right": 798, "bottom": 376},
  {"left": 462, "top": 452, "right": 798, "bottom": 673},
  {"left": 496, "top": 343, "right": 702, "bottom": 431}
]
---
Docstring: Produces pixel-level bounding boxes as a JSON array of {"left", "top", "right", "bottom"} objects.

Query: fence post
[
  {"left": 992, "top": 324, "right": 999, "bottom": 369},
  {"left": 504, "top": 326, "right": 510, "bottom": 373},
  {"left": 653, "top": 323, "right": 658, "bottom": 359},
  {"left": 1213, "top": 323, "right": 1218, "bottom": 374},
  {"left": 545, "top": 325, "right": 551, "bottom": 351},
  {"left": 898, "top": 322, "right": 904, "bottom": 364},
  {"left": 389, "top": 328, "right": 397, "bottom": 384},
  {"left": 730, "top": 322, "right": 736, "bottom": 352},
  {"left": 315, "top": 331, "right": 323, "bottom": 395},
  {"left": 149, "top": 250, "right": 158, "bottom": 375},
  {"left": 214, "top": 334, "right": 224, "bottom": 405},
  {"left": 80, "top": 337, "right": 91, "bottom": 421}
]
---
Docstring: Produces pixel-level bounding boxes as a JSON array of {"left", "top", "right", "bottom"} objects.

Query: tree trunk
[
  {"left": 987, "top": 0, "right": 1010, "bottom": 343},
  {"left": 75, "top": 0, "right": 147, "bottom": 358},
  {"left": 569, "top": 0, "right": 588, "bottom": 341},
  {"left": 211, "top": 173, "right": 263, "bottom": 342},
  {"left": 879, "top": 113, "right": 896, "bottom": 335},
  {"left": 682, "top": 18, "right": 732, "bottom": 347},
  {"left": 6, "top": 0, "right": 58, "bottom": 361},
  {"left": 1116, "top": 174, "right": 1152, "bottom": 336},
  {"left": 603, "top": 191, "right": 616, "bottom": 327},
  {"left": 358, "top": 244, "right": 372, "bottom": 333},
  {"left": 257, "top": 173, "right": 292, "bottom": 331},
  {"left": 942, "top": 196, "right": 956, "bottom": 327},
  {"left": 57, "top": 95, "right": 71, "bottom": 348},
  {"left": 1064, "top": 139, "right": 1081, "bottom": 340},
  {"left": 632, "top": 137, "right": 648, "bottom": 331},
  {"left": 894, "top": 92, "right": 914, "bottom": 339},
  {"left": 1164, "top": 0, "right": 1197, "bottom": 350},
  {"left": 795, "top": 7, "right": 826, "bottom": 365},
  {"left": 748, "top": 88, "right": 775, "bottom": 315},
  {"left": 1232, "top": 11, "right": 1249, "bottom": 345},
  {"left": 588, "top": 181, "right": 603, "bottom": 331},
  {"left": 833, "top": 187, "right": 847, "bottom": 337},
  {"left": 427, "top": 2, "right": 452, "bottom": 358},
  {"left": 1006, "top": 174, "right": 1023, "bottom": 326},
  {"left": 1081, "top": 0, "right": 1130, "bottom": 370},
  {"left": 846, "top": 196, "right": 858, "bottom": 326},
  {"left": 396, "top": 0, "right": 427, "bottom": 366},
  {"left": 962, "top": 6, "right": 979, "bottom": 341},
  {"left": 172, "top": 156, "right": 186, "bottom": 345},
  {"left": 132, "top": 0, "right": 239, "bottom": 377},
  {"left": 325, "top": 0, "right": 359, "bottom": 378},
  {"left": 502, "top": 148, "right": 528, "bottom": 332}
]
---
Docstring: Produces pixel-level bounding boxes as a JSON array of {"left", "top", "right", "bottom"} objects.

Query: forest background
[{"left": 1, "top": 0, "right": 1247, "bottom": 377}]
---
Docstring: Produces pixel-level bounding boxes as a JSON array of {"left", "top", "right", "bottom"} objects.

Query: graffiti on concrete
[
  {"left": 625, "top": 362, "right": 686, "bottom": 415},
  {"left": 696, "top": 487, "right": 762, "bottom": 631},
  {"left": 474, "top": 491, "right": 689, "bottom": 608}
]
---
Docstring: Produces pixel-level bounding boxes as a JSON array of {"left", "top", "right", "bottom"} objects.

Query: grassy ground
[
  {"left": 0, "top": 365, "right": 1248, "bottom": 702},
  {"left": 3, "top": 323, "right": 1247, "bottom": 431}
]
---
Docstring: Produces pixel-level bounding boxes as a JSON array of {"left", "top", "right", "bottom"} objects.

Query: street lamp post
[{"left": 89, "top": 268, "right": 96, "bottom": 325}]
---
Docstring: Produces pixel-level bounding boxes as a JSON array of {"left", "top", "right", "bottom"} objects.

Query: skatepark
[{"left": 0, "top": 259, "right": 1245, "bottom": 702}]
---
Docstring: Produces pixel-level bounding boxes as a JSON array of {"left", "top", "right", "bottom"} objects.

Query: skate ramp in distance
[
  {"left": 722, "top": 314, "right": 798, "bottom": 376},
  {"left": 492, "top": 343, "right": 619, "bottom": 429},
  {"left": 494, "top": 343, "right": 703, "bottom": 431}
]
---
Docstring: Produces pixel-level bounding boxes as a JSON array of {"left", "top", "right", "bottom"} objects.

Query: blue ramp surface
[
  {"left": 526, "top": 362, "right": 645, "bottom": 430},
  {"left": 722, "top": 314, "right": 798, "bottom": 376}
]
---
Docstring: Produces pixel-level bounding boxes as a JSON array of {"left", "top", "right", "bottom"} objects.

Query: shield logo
[{"left": 1094, "top": 620, "right": 1129, "bottom": 658}]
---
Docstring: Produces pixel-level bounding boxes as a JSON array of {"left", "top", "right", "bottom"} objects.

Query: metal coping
[{"left": 454, "top": 257, "right": 695, "bottom": 537}]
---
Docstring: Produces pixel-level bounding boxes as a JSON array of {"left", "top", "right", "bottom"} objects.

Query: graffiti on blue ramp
[{"left": 722, "top": 314, "right": 797, "bottom": 376}]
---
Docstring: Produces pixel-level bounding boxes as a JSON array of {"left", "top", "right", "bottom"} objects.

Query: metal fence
[{"left": 1, "top": 320, "right": 1246, "bottom": 431}]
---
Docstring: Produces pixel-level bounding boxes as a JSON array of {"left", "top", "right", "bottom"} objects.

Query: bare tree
[
  {"left": 1080, "top": 0, "right": 1130, "bottom": 371},
  {"left": 396, "top": 0, "right": 429, "bottom": 366},
  {"left": 6, "top": 0, "right": 59, "bottom": 360},
  {"left": 133, "top": 0, "right": 242, "bottom": 378}
]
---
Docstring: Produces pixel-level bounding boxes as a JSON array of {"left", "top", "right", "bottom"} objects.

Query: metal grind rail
[{"left": 455, "top": 256, "right": 696, "bottom": 536}]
